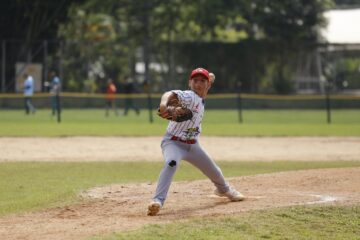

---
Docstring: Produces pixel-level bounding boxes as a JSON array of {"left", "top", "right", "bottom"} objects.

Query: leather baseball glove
[{"left": 158, "top": 94, "right": 193, "bottom": 122}]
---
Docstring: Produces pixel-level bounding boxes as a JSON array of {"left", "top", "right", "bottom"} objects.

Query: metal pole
[
  {"left": 56, "top": 94, "right": 61, "bottom": 123},
  {"left": 325, "top": 81, "right": 331, "bottom": 124},
  {"left": 43, "top": 40, "right": 48, "bottom": 92},
  {"left": 59, "top": 41, "right": 64, "bottom": 85},
  {"left": 1, "top": 40, "right": 5, "bottom": 92},
  {"left": 56, "top": 40, "right": 63, "bottom": 123},
  {"left": 237, "top": 81, "right": 243, "bottom": 123}
]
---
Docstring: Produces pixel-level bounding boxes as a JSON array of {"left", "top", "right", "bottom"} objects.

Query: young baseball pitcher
[{"left": 148, "top": 67, "right": 244, "bottom": 216}]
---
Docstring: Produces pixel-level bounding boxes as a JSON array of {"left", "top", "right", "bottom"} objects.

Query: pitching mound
[{"left": 1, "top": 167, "right": 359, "bottom": 240}]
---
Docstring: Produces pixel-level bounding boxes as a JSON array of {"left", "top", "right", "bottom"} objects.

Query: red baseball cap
[{"left": 190, "top": 67, "right": 210, "bottom": 80}]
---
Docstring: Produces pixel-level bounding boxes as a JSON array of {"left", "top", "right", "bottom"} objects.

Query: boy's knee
[
  {"left": 164, "top": 160, "right": 177, "bottom": 170},
  {"left": 168, "top": 160, "right": 177, "bottom": 167}
]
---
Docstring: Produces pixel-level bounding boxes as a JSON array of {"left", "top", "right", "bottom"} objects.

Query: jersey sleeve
[{"left": 171, "top": 90, "right": 193, "bottom": 107}]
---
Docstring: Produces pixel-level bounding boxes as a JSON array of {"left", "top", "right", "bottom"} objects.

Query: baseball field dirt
[
  {"left": 1, "top": 136, "right": 359, "bottom": 162},
  {"left": 0, "top": 137, "right": 359, "bottom": 240}
]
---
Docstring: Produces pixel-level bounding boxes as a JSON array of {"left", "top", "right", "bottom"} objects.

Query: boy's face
[{"left": 189, "top": 74, "right": 211, "bottom": 98}]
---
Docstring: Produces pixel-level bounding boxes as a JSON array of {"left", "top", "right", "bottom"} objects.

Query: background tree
[
  {"left": 0, "top": 0, "right": 84, "bottom": 91},
  {"left": 1, "top": 0, "right": 337, "bottom": 93},
  {"left": 334, "top": 0, "right": 360, "bottom": 8},
  {"left": 239, "top": 0, "right": 333, "bottom": 93}
]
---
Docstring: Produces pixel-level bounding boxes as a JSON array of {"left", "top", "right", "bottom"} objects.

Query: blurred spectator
[
  {"left": 49, "top": 71, "right": 61, "bottom": 116},
  {"left": 105, "top": 78, "right": 119, "bottom": 116},
  {"left": 123, "top": 76, "right": 140, "bottom": 116},
  {"left": 23, "top": 73, "right": 36, "bottom": 114}
]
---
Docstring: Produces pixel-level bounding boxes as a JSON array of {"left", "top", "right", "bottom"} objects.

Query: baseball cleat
[
  {"left": 147, "top": 200, "right": 162, "bottom": 216},
  {"left": 214, "top": 188, "right": 245, "bottom": 201}
]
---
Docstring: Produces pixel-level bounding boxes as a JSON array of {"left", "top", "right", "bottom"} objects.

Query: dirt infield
[
  {"left": 0, "top": 167, "right": 359, "bottom": 240},
  {"left": 1, "top": 136, "right": 360, "bottom": 162},
  {"left": 0, "top": 137, "right": 360, "bottom": 240}
]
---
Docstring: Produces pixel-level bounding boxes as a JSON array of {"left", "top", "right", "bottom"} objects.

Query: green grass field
[
  {"left": 99, "top": 205, "right": 360, "bottom": 240},
  {"left": 1, "top": 108, "right": 359, "bottom": 239},
  {"left": 0, "top": 109, "right": 359, "bottom": 136}
]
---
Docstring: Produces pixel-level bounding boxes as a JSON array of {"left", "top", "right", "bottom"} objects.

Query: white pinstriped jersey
[{"left": 166, "top": 90, "right": 205, "bottom": 140}]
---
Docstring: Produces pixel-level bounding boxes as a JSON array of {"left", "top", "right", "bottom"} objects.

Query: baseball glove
[{"left": 158, "top": 94, "right": 193, "bottom": 122}]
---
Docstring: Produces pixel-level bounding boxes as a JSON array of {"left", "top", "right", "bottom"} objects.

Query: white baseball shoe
[
  {"left": 214, "top": 187, "right": 245, "bottom": 201},
  {"left": 147, "top": 200, "right": 162, "bottom": 216}
]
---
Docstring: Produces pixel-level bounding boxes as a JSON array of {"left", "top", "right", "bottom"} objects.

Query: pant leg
[
  {"left": 24, "top": 97, "right": 30, "bottom": 114},
  {"left": 131, "top": 100, "right": 140, "bottom": 115},
  {"left": 51, "top": 96, "right": 56, "bottom": 115},
  {"left": 124, "top": 99, "right": 130, "bottom": 115},
  {"left": 184, "top": 143, "right": 230, "bottom": 193},
  {"left": 153, "top": 140, "right": 188, "bottom": 206},
  {"left": 105, "top": 100, "right": 111, "bottom": 116},
  {"left": 112, "top": 100, "right": 119, "bottom": 115},
  {"left": 28, "top": 98, "right": 35, "bottom": 112}
]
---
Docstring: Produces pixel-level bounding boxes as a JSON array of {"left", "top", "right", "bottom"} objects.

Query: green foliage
[
  {"left": 244, "top": 0, "right": 333, "bottom": 43},
  {"left": 1, "top": 0, "right": 83, "bottom": 41},
  {"left": 236, "top": 0, "right": 333, "bottom": 93},
  {"left": 270, "top": 55, "right": 295, "bottom": 94},
  {"left": 334, "top": 0, "right": 360, "bottom": 7},
  {"left": 58, "top": 5, "right": 129, "bottom": 92},
  {"left": 1, "top": 0, "right": 337, "bottom": 94},
  {"left": 54, "top": 0, "right": 334, "bottom": 93},
  {"left": 0, "top": 0, "right": 85, "bottom": 92},
  {"left": 334, "top": 58, "right": 360, "bottom": 90}
]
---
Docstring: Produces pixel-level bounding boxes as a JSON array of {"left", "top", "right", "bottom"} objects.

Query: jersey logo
[{"left": 183, "top": 127, "right": 200, "bottom": 139}]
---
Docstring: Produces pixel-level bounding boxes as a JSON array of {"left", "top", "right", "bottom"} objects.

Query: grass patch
[
  {"left": 0, "top": 109, "right": 359, "bottom": 136},
  {"left": 1, "top": 161, "right": 360, "bottom": 216},
  {"left": 102, "top": 205, "right": 360, "bottom": 240}
]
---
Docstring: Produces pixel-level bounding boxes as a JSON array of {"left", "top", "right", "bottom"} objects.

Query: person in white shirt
[
  {"left": 148, "top": 67, "right": 244, "bottom": 216},
  {"left": 23, "top": 74, "right": 36, "bottom": 114}
]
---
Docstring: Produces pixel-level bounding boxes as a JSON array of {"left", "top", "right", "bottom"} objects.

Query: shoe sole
[
  {"left": 147, "top": 202, "right": 161, "bottom": 216},
  {"left": 230, "top": 196, "right": 245, "bottom": 201},
  {"left": 214, "top": 192, "right": 245, "bottom": 202}
]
